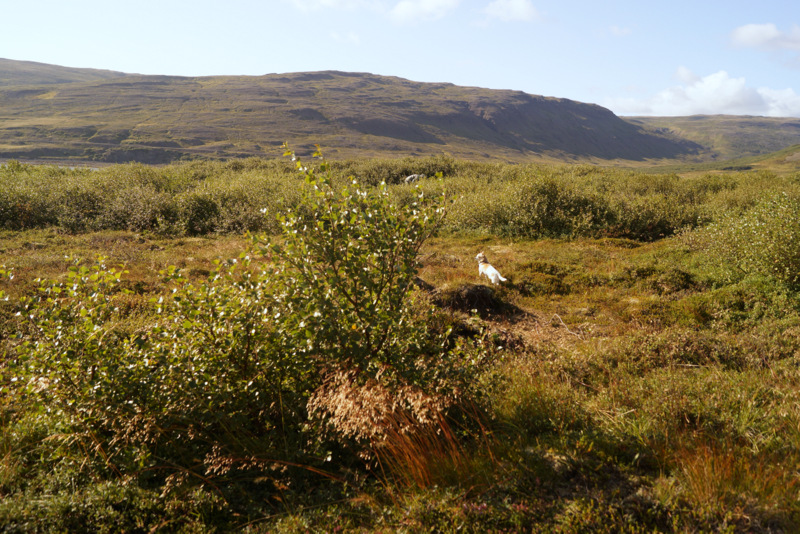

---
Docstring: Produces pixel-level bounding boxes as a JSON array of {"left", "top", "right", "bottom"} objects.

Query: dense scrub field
[
  {"left": 1, "top": 153, "right": 800, "bottom": 532},
  {"left": 4, "top": 154, "right": 798, "bottom": 240}
]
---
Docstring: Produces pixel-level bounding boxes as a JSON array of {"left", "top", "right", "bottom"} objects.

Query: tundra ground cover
[{"left": 0, "top": 155, "right": 799, "bottom": 532}]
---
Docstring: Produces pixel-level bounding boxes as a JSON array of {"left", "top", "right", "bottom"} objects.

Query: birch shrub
[
  {"left": 259, "top": 146, "right": 482, "bottom": 447},
  {"left": 5, "top": 145, "right": 483, "bottom": 506},
  {"left": 693, "top": 192, "right": 800, "bottom": 289}
]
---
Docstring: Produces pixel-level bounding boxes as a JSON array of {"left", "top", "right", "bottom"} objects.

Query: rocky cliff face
[{"left": 413, "top": 92, "right": 700, "bottom": 159}]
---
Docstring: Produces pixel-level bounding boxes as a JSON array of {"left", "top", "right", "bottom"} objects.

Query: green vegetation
[
  {"left": 630, "top": 115, "right": 800, "bottom": 162},
  {"left": 694, "top": 191, "right": 800, "bottom": 288},
  {"left": 2, "top": 155, "right": 799, "bottom": 242},
  {"left": 1, "top": 148, "right": 800, "bottom": 532}
]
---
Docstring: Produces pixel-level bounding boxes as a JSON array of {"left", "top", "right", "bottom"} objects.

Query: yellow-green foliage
[
  {"left": 2, "top": 158, "right": 798, "bottom": 243},
  {"left": 430, "top": 164, "right": 793, "bottom": 240},
  {"left": 0, "top": 159, "right": 304, "bottom": 235},
  {"left": 692, "top": 192, "right": 800, "bottom": 288}
]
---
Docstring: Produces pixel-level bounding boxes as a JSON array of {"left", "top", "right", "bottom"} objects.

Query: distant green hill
[
  {"left": 628, "top": 115, "right": 800, "bottom": 162},
  {"left": 1, "top": 59, "right": 799, "bottom": 165}
]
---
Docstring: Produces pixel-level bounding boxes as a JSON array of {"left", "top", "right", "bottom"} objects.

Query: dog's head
[{"left": 476, "top": 252, "right": 487, "bottom": 263}]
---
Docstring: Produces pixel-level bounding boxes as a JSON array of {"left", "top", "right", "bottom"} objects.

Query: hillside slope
[
  {"left": 0, "top": 60, "right": 700, "bottom": 164},
  {"left": 628, "top": 115, "right": 800, "bottom": 161},
  {"left": 0, "top": 58, "right": 130, "bottom": 86}
]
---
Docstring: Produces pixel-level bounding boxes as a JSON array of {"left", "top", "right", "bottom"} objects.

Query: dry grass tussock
[
  {"left": 307, "top": 367, "right": 494, "bottom": 490},
  {"left": 308, "top": 368, "right": 455, "bottom": 445}
]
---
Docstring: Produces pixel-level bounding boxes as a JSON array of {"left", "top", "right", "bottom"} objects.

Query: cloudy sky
[{"left": 3, "top": 0, "right": 799, "bottom": 117}]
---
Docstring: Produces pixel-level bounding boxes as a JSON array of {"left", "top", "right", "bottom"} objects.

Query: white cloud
[
  {"left": 607, "top": 69, "right": 800, "bottom": 117},
  {"left": 389, "top": 0, "right": 460, "bottom": 23},
  {"left": 675, "top": 65, "right": 699, "bottom": 84},
  {"left": 483, "top": 0, "right": 538, "bottom": 22},
  {"left": 757, "top": 87, "right": 800, "bottom": 117},
  {"left": 731, "top": 23, "right": 800, "bottom": 51}
]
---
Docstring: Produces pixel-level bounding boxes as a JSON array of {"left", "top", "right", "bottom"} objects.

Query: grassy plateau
[{"left": 1, "top": 148, "right": 800, "bottom": 533}]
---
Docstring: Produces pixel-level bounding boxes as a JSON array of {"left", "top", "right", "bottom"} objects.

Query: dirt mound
[{"left": 434, "top": 283, "right": 512, "bottom": 315}]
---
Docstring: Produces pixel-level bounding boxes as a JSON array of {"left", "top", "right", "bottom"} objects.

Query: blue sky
[{"left": 3, "top": 0, "right": 799, "bottom": 116}]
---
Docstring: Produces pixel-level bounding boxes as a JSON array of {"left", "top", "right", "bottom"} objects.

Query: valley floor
[{"left": 2, "top": 229, "right": 799, "bottom": 532}]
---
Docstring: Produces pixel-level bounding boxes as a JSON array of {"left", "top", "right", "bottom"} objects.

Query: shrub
[
  {"left": 176, "top": 188, "right": 220, "bottom": 235},
  {"left": 0, "top": 156, "right": 791, "bottom": 240},
  {"left": 260, "top": 146, "right": 482, "bottom": 446},
  {"left": 0, "top": 481, "right": 226, "bottom": 533},
  {"left": 0, "top": 188, "right": 57, "bottom": 230},
  {"left": 4, "top": 145, "right": 485, "bottom": 523},
  {"left": 503, "top": 176, "right": 610, "bottom": 238},
  {"left": 441, "top": 167, "right": 606, "bottom": 238},
  {"left": 693, "top": 192, "right": 800, "bottom": 289},
  {"left": 331, "top": 154, "right": 456, "bottom": 186},
  {"left": 201, "top": 170, "right": 303, "bottom": 235},
  {"left": 98, "top": 185, "right": 177, "bottom": 233},
  {"left": 439, "top": 164, "right": 712, "bottom": 240}
]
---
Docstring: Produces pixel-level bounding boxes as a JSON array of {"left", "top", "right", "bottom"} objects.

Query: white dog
[{"left": 476, "top": 252, "right": 507, "bottom": 285}]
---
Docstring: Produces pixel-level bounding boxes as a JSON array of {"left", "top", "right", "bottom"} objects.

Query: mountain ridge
[
  {"left": 0, "top": 57, "right": 132, "bottom": 86},
  {"left": 1, "top": 58, "right": 798, "bottom": 165}
]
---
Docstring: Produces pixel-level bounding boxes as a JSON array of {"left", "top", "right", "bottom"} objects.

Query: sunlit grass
[{"left": 1, "top": 155, "right": 800, "bottom": 531}]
